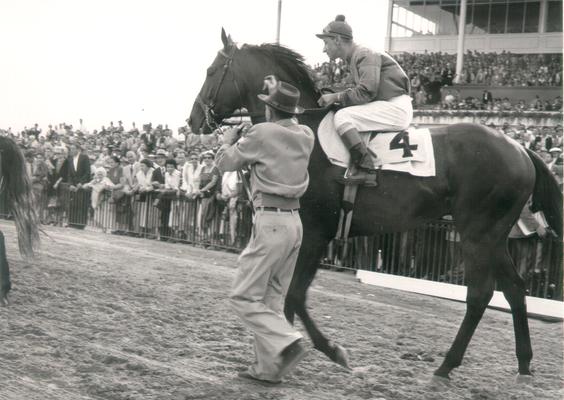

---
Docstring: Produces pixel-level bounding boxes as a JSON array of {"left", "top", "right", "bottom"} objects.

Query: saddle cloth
[{"left": 318, "top": 111, "right": 436, "bottom": 177}]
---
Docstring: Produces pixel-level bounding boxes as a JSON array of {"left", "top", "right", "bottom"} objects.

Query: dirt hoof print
[
  {"left": 400, "top": 352, "right": 435, "bottom": 362},
  {"left": 102, "top": 355, "right": 127, "bottom": 365}
]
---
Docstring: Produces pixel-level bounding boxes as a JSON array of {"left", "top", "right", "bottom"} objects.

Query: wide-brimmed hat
[
  {"left": 316, "top": 15, "right": 353, "bottom": 40},
  {"left": 257, "top": 81, "right": 304, "bottom": 115},
  {"left": 549, "top": 147, "right": 562, "bottom": 153},
  {"left": 155, "top": 148, "right": 167, "bottom": 157}
]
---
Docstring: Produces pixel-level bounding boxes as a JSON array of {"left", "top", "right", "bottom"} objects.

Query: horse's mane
[{"left": 241, "top": 43, "right": 318, "bottom": 98}]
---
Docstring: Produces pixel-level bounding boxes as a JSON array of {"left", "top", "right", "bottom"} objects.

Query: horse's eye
[{"left": 207, "top": 67, "right": 216, "bottom": 76}]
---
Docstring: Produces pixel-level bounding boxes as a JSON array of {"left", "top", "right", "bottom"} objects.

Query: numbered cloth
[{"left": 318, "top": 111, "right": 436, "bottom": 177}]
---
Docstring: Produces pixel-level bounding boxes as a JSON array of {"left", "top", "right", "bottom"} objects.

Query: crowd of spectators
[
  {"left": 0, "top": 121, "right": 248, "bottom": 246},
  {"left": 490, "top": 122, "right": 563, "bottom": 178},
  {"left": 311, "top": 51, "right": 563, "bottom": 109},
  {"left": 439, "top": 90, "right": 563, "bottom": 112},
  {"left": 396, "top": 51, "right": 562, "bottom": 87}
]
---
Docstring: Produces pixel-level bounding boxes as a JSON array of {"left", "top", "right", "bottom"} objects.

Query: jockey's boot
[{"left": 341, "top": 128, "right": 375, "bottom": 171}]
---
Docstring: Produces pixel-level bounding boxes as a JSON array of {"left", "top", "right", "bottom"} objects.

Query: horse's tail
[
  {"left": 525, "top": 148, "right": 563, "bottom": 238},
  {"left": 0, "top": 136, "right": 40, "bottom": 258}
]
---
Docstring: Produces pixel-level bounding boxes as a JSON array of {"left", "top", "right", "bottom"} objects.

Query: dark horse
[
  {"left": 0, "top": 136, "right": 40, "bottom": 306},
  {"left": 188, "top": 29, "right": 562, "bottom": 381}
]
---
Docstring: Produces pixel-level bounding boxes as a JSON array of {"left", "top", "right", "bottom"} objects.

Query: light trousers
[
  {"left": 334, "top": 94, "right": 413, "bottom": 135},
  {"left": 230, "top": 208, "right": 303, "bottom": 380}
]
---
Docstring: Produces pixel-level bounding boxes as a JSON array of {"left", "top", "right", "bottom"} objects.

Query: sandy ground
[{"left": 0, "top": 220, "right": 562, "bottom": 400}]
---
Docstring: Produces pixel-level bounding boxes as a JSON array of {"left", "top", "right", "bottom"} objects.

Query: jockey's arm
[{"left": 339, "top": 51, "right": 381, "bottom": 107}]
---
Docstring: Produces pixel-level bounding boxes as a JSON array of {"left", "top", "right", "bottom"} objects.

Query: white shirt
[
  {"left": 221, "top": 171, "right": 239, "bottom": 198},
  {"left": 181, "top": 162, "right": 200, "bottom": 194},
  {"left": 164, "top": 169, "right": 181, "bottom": 190},
  {"left": 122, "top": 162, "right": 140, "bottom": 188},
  {"left": 73, "top": 154, "right": 80, "bottom": 171},
  {"left": 135, "top": 168, "right": 154, "bottom": 190}
]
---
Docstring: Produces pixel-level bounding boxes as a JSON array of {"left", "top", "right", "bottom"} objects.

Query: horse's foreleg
[
  {"left": 284, "top": 232, "right": 351, "bottom": 369},
  {"left": 434, "top": 241, "right": 495, "bottom": 379},
  {"left": 0, "top": 231, "right": 11, "bottom": 306}
]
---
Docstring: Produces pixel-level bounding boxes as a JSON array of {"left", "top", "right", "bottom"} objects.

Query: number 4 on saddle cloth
[
  {"left": 318, "top": 111, "right": 438, "bottom": 255},
  {"left": 318, "top": 111, "right": 436, "bottom": 181}
]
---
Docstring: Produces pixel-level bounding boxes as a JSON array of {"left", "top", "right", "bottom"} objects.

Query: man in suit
[
  {"left": 150, "top": 149, "right": 167, "bottom": 187},
  {"left": 141, "top": 124, "right": 157, "bottom": 154},
  {"left": 122, "top": 151, "right": 140, "bottom": 193},
  {"left": 116, "top": 151, "right": 140, "bottom": 234},
  {"left": 150, "top": 149, "right": 169, "bottom": 240},
  {"left": 482, "top": 90, "right": 493, "bottom": 108},
  {"left": 60, "top": 142, "right": 91, "bottom": 229}
]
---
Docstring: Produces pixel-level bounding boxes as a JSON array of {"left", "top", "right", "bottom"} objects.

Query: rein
[{"left": 218, "top": 106, "right": 329, "bottom": 125}]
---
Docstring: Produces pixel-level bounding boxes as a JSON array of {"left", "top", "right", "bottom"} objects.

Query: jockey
[{"left": 316, "top": 15, "right": 413, "bottom": 171}]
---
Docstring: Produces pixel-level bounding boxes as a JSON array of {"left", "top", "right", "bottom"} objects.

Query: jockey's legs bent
[{"left": 334, "top": 94, "right": 413, "bottom": 170}]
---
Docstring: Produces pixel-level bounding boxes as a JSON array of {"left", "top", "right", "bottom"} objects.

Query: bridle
[
  {"left": 196, "top": 45, "right": 329, "bottom": 132},
  {"left": 196, "top": 46, "right": 248, "bottom": 132}
]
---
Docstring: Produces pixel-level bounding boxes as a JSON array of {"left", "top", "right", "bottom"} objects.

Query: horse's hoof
[
  {"left": 429, "top": 374, "right": 451, "bottom": 390},
  {"left": 515, "top": 374, "right": 533, "bottom": 384},
  {"left": 0, "top": 295, "right": 9, "bottom": 307},
  {"left": 333, "top": 344, "right": 351, "bottom": 370}
]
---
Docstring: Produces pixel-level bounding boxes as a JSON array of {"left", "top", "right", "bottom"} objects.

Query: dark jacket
[
  {"left": 60, "top": 153, "right": 91, "bottom": 185},
  {"left": 151, "top": 166, "right": 166, "bottom": 185},
  {"left": 141, "top": 132, "right": 157, "bottom": 153},
  {"left": 482, "top": 91, "right": 493, "bottom": 104}
]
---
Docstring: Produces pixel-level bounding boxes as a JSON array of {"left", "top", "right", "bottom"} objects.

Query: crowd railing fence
[{"left": 0, "top": 186, "right": 560, "bottom": 301}]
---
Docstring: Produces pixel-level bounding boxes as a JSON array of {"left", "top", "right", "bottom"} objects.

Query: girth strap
[{"left": 334, "top": 183, "right": 359, "bottom": 262}]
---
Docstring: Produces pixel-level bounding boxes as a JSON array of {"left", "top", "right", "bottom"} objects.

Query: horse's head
[
  {"left": 189, "top": 29, "right": 252, "bottom": 134},
  {"left": 189, "top": 30, "right": 320, "bottom": 135}
]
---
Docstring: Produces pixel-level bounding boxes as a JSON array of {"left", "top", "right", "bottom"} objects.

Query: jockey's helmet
[{"left": 316, "top": 15, "right": 353, "bottom": 40}]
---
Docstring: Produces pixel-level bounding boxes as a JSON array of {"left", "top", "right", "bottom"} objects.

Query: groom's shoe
[
  {"left": 274, "top": 339, "right": 308, "bottom": 380},
  {"left": 237, "top": 370, "right": 282, "bottom": 386}
]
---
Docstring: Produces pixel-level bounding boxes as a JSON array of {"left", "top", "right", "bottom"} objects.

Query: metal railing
[
  {"left": 1, "top": 186, "right": 561, "bottom": 300},
  {"left": 325, "top": 222, "right": 562, "bottom": 301}
]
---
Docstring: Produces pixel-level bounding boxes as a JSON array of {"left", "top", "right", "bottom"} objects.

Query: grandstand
[
  {"left": 386, "top": 0, "right": 562, "bottom": 54},
  {"left": 384, "top": 0, "right": 563, "bottom": 127}
]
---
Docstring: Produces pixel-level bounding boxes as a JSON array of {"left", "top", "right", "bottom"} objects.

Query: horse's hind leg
[
  {"left": 0, "top": 231, "right": 11, "bottom": 306},
  {"left": 495, "top": 249, "right": 533, "bottom": 376},
  {"left": 434, "top": 240, "right": 495, "bottom": 379}
]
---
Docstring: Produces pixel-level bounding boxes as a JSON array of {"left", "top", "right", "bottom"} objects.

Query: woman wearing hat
[
  {"left": 215, "top": 80, "right": 314, "bottom": 384},
  {"left": 316, "top": 15, "right": 412, "bottom": 172}
]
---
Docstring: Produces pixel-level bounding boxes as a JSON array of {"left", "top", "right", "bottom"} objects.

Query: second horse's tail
[
  {"left": 0, "top": 136, "right": 40, "bottom": 257},
  {"left": 525, "top": 148, "right": 563, "bottom": 238}
]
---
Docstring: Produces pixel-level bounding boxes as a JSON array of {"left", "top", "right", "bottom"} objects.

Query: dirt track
[{"left": 0, "top": 220, "right": 562, "bottom": 400}]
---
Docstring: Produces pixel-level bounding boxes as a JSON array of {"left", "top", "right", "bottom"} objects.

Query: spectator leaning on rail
[
  {"left": 59, "top": 141, "right": 91, "bottom": 229},
  {"left": 316, "top": 15, "right": 412, "bottom": 174},
  {"left": 215, "top": 80, "right": 314, "bottom": 384}
]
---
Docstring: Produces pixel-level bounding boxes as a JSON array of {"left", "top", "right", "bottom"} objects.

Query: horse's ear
[{"left": 221, "top": 27, "right": 229, "bottom": 48}]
